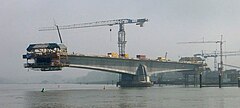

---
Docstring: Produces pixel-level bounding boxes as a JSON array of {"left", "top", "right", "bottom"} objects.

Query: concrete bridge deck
[{"left": 67, "top": 55, "right": 202, "bottom": 75}]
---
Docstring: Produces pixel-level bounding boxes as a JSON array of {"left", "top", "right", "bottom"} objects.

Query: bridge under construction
[
  {"left": 23, "top": 43, "right": 203, "bottom": 87},
  {"left": 22, "top": 18, "right": 204, "bottom": 87}
]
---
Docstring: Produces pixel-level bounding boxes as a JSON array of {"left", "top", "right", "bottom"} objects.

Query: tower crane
[
  {"left": 178, "top": 35, "right": 224, "bottom": 88},
  {"left": 39, "top": 18, "right": 148, "bottom": 58},
  {"left": 178, "top": 35, "right": 224, "bottom": 75},
  {"left": 194, "top": 50, "right": 240, "bottom": 71},
  {"left": 194, "top": 51, "right": 218, "bottom": 71}
]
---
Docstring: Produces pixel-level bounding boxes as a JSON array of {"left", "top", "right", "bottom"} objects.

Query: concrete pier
[{"left": 118, "top": 64, "right": 153, "bottom": 87}]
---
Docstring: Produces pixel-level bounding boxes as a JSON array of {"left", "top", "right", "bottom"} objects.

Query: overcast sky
[{"left": 1, "top": 0, "right": 240, "bottom": 80}]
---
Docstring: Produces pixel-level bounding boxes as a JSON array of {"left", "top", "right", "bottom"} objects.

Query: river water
[{"left": 0, "top": 84, "right": 240, "bottom": 108}]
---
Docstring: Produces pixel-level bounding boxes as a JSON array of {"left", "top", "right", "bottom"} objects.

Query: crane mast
[
  {"left": 178, "top": 36, "right": 224, "bottom": 88},
  {"left": 195, "top": 51, "right": 240, "bottom": 71},
  {"left": 178, "top": 36, "right": 224, "bottom": 74},
  {"left": 39, "top": 18, "right": 148, "bottom": 58},
  {"left": 219, "top": 35, "right": 223, "bottom": 76},
  {"left": 118, "top": 23, "right": 126, "bottom": 57}
]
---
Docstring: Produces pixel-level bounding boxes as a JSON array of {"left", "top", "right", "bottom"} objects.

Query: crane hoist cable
[{"left": 39, "top": 18, "right": 149, "bottom": 58}]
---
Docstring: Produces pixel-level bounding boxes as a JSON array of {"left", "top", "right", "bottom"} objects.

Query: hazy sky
[{"left": 1, "top": 0, "right": 240, "bottom": 80}]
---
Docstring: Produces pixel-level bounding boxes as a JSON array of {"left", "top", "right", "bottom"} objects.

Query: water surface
[{"left": 0, "top": 84, "right": 240, "bottom": 108}]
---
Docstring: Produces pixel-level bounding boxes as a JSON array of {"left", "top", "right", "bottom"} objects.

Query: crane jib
[
  {"left": 39, "top": 18, "right": 148, "bottom": 31},
  {"left": 38, "top": 18, "right": 149, "bottom": 58}
]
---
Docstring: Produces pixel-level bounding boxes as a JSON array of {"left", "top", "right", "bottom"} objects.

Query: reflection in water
[
  {"left": 26, "top": 91, "right": 68, "bottom": 108},
  {"left": 117, "top": 88, "right": 148, "bottom": 108},
  {"left": 12, "top": 84, "right": 240, "bottom": 108},
  {"left": 25, "top": 87, "right": 150, "bottom": 108}
]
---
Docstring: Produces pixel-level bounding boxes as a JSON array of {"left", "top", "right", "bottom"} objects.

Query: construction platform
[{"left": 23, "top": 43, "right": 204, "bottom": 87}]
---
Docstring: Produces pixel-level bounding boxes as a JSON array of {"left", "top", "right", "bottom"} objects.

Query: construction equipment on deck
[
  {"left": 39, "top": 18, "right": 149, "bottom": 58},
  {"left": 178, "top": 35, "right": 225, "bottom": 88},
  {"left": 178, "top": 36, "right": 224, "bottom": 75},
  {"left": 194, "top": 50, "right": 240, "bottom": 71},
  {"left": 22, "top": 43, "right": 68, "bottom": 71}
]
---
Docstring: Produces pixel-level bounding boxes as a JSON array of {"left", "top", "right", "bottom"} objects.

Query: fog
[{"left": 1, "top": 0, "right": 240, "bottom": 82}]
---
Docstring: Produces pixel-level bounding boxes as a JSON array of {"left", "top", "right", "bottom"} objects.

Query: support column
[
  {"left": 199, "top": 73, "right": 202, "bottom": 88},
  {"left": 238, "top": 77, "right": 240, "bottom": 88},
  {"left": 118, "top": 64, "right": 153, "bottom": 87},
  {"left": 184, "top": 74, "right": 189, "bottom": 87},
  {"left": 219, "top": 74, "right": 222, "bottom": 88},
  {"left": 194, "top": 73, "right": 197, "bottom": 87}
]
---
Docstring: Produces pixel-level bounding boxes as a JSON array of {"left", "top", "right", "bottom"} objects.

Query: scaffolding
[{"left": 23, "top": 43, "right": 68, "bottom": 71}]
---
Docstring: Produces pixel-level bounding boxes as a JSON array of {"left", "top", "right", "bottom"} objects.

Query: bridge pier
[
  {"left": 184, "top": 74, "right": 189, "bottom": 87},
  {"left": 117, "top": 64, "right": 153, "bottom": 87},
  {"left": 183, "top": 71, "right": 199, "bottom": 87}
]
